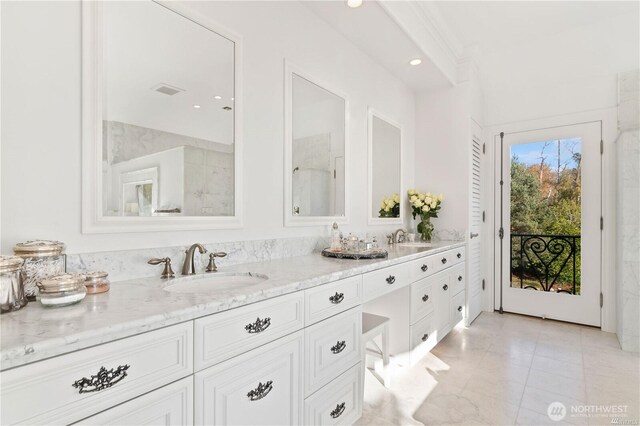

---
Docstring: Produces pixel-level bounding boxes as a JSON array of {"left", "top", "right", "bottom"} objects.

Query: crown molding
[{"left": 411, "top": 1, "right": 464, "bottom": 63}]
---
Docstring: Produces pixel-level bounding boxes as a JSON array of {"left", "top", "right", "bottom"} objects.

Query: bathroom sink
[
  {"left": 396, "top": 242, "right": 433, "bottom": 248},
  {"left": 163, "top": 272, "right": 268, "bottom": 293}
]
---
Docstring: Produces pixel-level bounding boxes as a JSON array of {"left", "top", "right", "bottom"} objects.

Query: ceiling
[
  {"left": 433, "top": 1, "right": 638, "bottom": 53},
  {"left": 303, "top": 1, "right": 453, "bottom": 92}
]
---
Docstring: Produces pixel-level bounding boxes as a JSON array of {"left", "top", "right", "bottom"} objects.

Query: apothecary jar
[
  {"left": 13, "top": 240, "right": 66, "bottom": 300},
  {"left": 0, "top": 255, "right": 28, "bottom": 314}
]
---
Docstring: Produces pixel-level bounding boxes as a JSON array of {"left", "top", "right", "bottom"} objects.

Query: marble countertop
[{"left": 1, "top": 241, "right": 464, "bottom": 370}]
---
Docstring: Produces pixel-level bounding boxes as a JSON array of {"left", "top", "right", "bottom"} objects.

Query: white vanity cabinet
[
  {"left": 194, "top": 331, "right": 304, "bottom": 425},
  {"left": 0, "top": 244, "right": 466, "bottom": 426}
]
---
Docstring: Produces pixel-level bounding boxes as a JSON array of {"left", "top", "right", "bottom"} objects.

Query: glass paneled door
[{"left": 495, "top": 122, "right": 601, "bottom": 326}]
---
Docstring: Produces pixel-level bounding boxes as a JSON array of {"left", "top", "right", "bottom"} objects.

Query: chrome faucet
[
  {"left": 182, "top": 243, "right": 207, "bottom": 275},
  {"left": 393, "top": 229, "right": 407, "bottom": 244}
]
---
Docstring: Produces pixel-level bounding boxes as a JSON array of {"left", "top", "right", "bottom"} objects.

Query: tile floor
[{"left": 358, "top": 312, "right": 640, "bottom": 426}]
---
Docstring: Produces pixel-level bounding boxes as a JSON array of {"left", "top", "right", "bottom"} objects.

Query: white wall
[
  {"left": 480, "top": 11, "right": 640, "bottom": 126},
  {"left": 0, "top": 0, "right": 415, "bottom": 254}
]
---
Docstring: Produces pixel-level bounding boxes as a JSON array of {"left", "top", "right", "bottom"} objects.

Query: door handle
[{"left": 470, "top": 232, "right": 479, "bottom": 239}]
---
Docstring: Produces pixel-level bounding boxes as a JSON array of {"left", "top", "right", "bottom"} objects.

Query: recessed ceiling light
[
  {"left": 347, "top": 0, "right": 363, "bottom": 8},
  {"left": 231, "top": 97, "right": 235, "bottom": 101},
  {"left": 193, "top": 104, "right": 201, "bottom": 109},
  {"left": 409, "top": 58, "right": 422, "bottom": 66},
  {"left": 214, "top": 95, "right": 222, "bottom": 100}
]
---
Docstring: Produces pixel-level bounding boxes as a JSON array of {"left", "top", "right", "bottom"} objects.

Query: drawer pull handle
[
  {"left": 458, "top": 305, "right": 463, "bottom": 312},
  {"left": 443, "top": 284, "right": 448, "bottom": 291},
  {"left": 458, "top": 275, "right": 463, "bottom": 282},
  {"left": 331, "top": 402, "right": 346, "bottom": 418},
  {"left": 247, "top": 380, "right": 273, "bottom": 401},
  {"left": 386, "top": 275, "right": 396, "bottom": 284},
  {"left": 422, "top": 333, "right": 429, "bottom": 342},
  {"left": 329, "top": 292, "right": 344, "bottom": 304},
  {"left": 457, "top": 252, "right": 462, "bottom": 259},
  {"left": 245, "top": 317, "right": 271, "bottom": 333},
  {"left": 421, "top": 264, "right": 428, "bottom": 272},
  {"left": 422, "top": 294, "right": 429, "bottom": 302},
  {"left": 72, "top": 365, "right": 130, "bottom": 394},
  {"left": 331, "top": 340, "right": 346, "bottom": 354},
  {"left": 441, "top": 258, "right": 447, "bottom": 264}
]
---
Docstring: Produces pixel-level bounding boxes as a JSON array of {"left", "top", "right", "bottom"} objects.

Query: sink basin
[
  {"left": 396, "top": 242, "right": 433, "bottom": 248},
  {"left": 163, "top": 272, "right": 268, "bottom": 293}
]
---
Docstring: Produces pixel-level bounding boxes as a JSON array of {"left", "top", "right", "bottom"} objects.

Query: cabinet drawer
[
  {"left": 77, "top": 376, "right": 193, "bottom": 425},
  {"left": 451, "top": 291, "right": 466, "bottom": 326},
  {"left": 450, "top": 264, "right": 465, "bottom": 295},
  {"left": 407, "top": 256, "right": 434, "bottom": 282},
  {"left": 362, "top": 263, "right": 409, "bottom": 302},
  {"left": 305, "top": 275, "right": 362, "bottom": 326},
  {"left": 1, "top": 322, "right": 193, "bottom": 426},
  {"left": 194, "top": 291, "right": 304, "bottom": 370},
  {"left": 410, "top": 276, "right": 435, "bottom": 325},
  {"left": 410, "top": 312, "right": 436, "bottom": 351},
  {"left": 433, "top": 247, "right": 465, "bottom": 273},
  {"left": 305, "top": 307, "right": 362, "bottom": 396},
  {"left": 304, "top": 363, "right": 362, "bottom": 426},
  {"left": 195, "top": 331, "right": 303, "bottom": 426}
]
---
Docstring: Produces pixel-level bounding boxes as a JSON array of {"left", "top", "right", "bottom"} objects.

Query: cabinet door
[
  {"left": 195, "top": 331, "right": 303, "bottom": 426},
  {"left": 77, "top": 377, "right": 193, "bottom": 425},
  {"left": 432, "top": 271, "right": 451, "bottom": 335}
]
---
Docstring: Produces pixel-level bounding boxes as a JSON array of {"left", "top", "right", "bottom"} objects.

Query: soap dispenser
[{"left": 330, "top": 222, "right": 342, "bottom": 250}]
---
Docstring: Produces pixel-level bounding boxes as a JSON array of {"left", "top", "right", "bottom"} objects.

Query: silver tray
[{"left": 321, "top": 248, "right": 388, "bottom": 260}]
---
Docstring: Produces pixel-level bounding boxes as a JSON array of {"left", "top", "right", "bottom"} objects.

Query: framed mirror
[
  {"left": 284, "top": 62, "right": 349, "bottom": 226},
  {"left": 368, "top": 108, "right": 403, "bottom": 225},
  {"left": 82, "top": 1, "right": 243, "bottom": 233}
]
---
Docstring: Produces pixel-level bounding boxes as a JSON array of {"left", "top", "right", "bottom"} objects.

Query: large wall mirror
[
  {"left": 368, "top": 108, "right": 403, "bottom": 225},
  {"left": 82, "top": 1, "right": 242, "bottom": 232},
  {"left": 284, "top": 62, "right": 349, "bottom": 226}
]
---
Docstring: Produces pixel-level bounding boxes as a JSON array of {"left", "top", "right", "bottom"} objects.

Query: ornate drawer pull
[
  {"left": 331, "top": 402, "right": 346, "bottom": 419},
  {"left": 457, "top": 252, "right": 462, "bottom": 259},
  {"left": 422, "top": 333, "right": 429, "bottom": 342},
  {"left": 443, "top": 284, "right": 448, "bottom": 291},
  {"left": 329, "top": 292, "right": 344, "bottom": 304},
  {"left": 421, "top": 264, "right": 428, "bottom": 272},
  {"left": 386, "top": 275, "right": 396, "bottom": 284},
  {"left": 245, "top": 317, "right": 271, "bottom": 333},
  {"left": 247, "top": 380, "right": 273, "bottom": 401},
  {"left": 458, "top": 305, "right": 463, "bottom": 312},
  {"left": 72, "top": 365, "right": 130, "bottom": 394},
  {"left": 331, "top": 340, "right": 346, "bottom": 354},
  {"left": 422, "top": 294, "right": 429, "bottom": 302},
  {"left": 458, "top": 275, "right": 463, "bottom": 282},
  {"left": 441, "top": 258, "right": 447, "bottom": 264}
]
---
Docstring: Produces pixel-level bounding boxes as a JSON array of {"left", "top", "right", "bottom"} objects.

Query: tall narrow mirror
[
  {"left": 82, "top": 1, "right": 242, "bottom": 232},
  {"left": 368, "top": 109, "right": 402, "bottom": 225},
  {"left": 285, "top": 64, "right": 348, "bottom": 226}
]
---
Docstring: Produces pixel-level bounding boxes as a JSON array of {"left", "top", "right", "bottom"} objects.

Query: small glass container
[
  {"left": 0, "top": 256, "right": 28, "bottom": 314},
  {"left": 83, "top": 271, "right": 110, "bottom": 294},
  {"left": 37, "top": 273, "right": 86, "bottom": 307},
  {"left": 14, "top": 240, "right": 66, "bottom": 300}
]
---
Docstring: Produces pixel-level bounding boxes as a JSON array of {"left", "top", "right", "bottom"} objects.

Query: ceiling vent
[{"left": 150, "top": 83, "right": 185, "bottom": 96}]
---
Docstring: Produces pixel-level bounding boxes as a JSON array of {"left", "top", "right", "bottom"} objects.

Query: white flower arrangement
[
  {"left": 379, "top": 193, "right": 400, "bottom": 218},
  {"left": 407, "top": 189, "right": 444, "bottom": 219}
]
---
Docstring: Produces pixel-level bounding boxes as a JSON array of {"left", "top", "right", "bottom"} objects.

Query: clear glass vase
[{"left": 417, "top": 217, "right": 434, "bottom": 242}]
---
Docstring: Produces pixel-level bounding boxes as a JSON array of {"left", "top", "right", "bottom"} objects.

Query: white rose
[
  {"left": 407, "top": 189, "right": 416, "bottom": 196},
  {"left": 431, "top": 201, "right": 437, "bottom": 208},
  {"left": 425, "top": 196, "right": 432, "bottom": 204},
  {"left": 438, "top": 194, "right": 444, "bottom": 201},
  {"left": 384, "top": 206, "right": 390, "bottom": 212},
  {"left": 422, "top": 205, "right": 430, "bottom": 212},
  {"left": 418, "top": 193, "right": 425, "bottom": 201},
  {"left": 393, "top": 194, "right": 400, "bottom": 203},
  {"left": 414, "top": 200, "right": 424, "bottom": 208},
  {"left": 410, "top": 195, "right": 417, "bottom": 203}
]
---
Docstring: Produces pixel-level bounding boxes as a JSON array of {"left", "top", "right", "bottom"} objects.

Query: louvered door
[{"left": 467, "top": 135, "right": 483, "bottom": 325}]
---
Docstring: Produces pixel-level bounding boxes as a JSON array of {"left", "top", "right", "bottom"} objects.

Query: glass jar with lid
[
  {"left": 14, "top": 240, "right": 66, "bottom": 300},
  {"left": 37, "top": 273, "right": 86, "bottom": 307},
  {"left": 0, "top": 256, "right": 28, "bottom": 314},
  {"left": 83, "top": 271, "right": 110, "bottom": 294}
]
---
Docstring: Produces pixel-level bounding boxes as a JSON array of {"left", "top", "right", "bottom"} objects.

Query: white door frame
[{"left": 482, "top": 108, "right": 617, "bottom": 332}]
